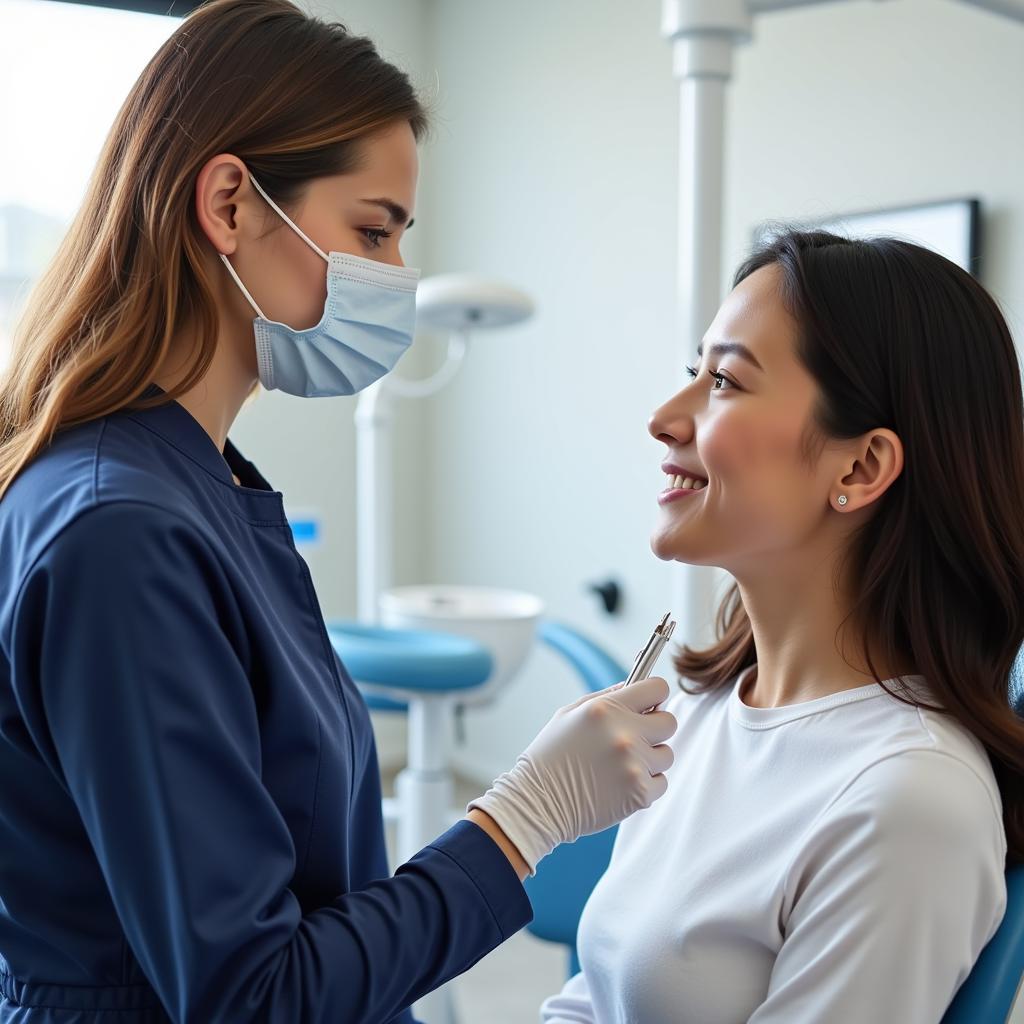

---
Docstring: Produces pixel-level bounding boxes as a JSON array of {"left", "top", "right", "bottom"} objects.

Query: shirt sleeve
[
  {"left": 9, "top": 501, "right": 531, "bottom": 1024},
  {"left": 748, "top": 748, "right": 1007, "bottom": 1024},
  {"left": 540, "top": 970, "right": 597, "bottom": 1023}
]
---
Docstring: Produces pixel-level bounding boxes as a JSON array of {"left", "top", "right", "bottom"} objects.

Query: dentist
[{"left": 0, "top": 2, "right": 676, "bottom": 1022}]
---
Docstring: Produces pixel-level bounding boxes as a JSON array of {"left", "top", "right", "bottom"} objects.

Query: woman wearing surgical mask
[
  {"left": 0, "top": 2, "right": 677, "bottom": 1021},
  {"left": 541, "top": 231, "right": 1024, "bottom": 1023}
]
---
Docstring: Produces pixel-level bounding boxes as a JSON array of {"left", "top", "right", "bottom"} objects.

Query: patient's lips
[
  {"left": 659, "top": 461, "right": 708, "bottom": 506},
  {"left": 661, "top": 460, "right": 707, "bottom": 481}
]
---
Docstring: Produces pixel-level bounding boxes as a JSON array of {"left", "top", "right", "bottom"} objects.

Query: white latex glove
[{"left": 466, "top": 676, "right": 676, "bottom": 874}]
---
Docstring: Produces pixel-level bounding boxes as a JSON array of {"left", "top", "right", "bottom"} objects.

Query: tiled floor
[{"left": 443, "top": 929, "right": 566, "bottom": 1023}]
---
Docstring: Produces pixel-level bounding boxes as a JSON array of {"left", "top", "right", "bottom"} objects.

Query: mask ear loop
[
  {"left": 248, "top": 172, "right": 330, "bottom": 263},
  {"left": 219, "top": 252, "right": 267, "bottom": 319},
  {"left": 218, "top": 167, "right": 330, "bottom": 319}
]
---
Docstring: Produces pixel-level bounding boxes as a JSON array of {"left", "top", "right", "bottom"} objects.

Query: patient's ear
[{"left": 832, "top": 428, "right": 903, "bottom": 512}]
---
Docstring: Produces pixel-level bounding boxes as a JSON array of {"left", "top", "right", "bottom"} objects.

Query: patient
[{"left": 540, "top": 229, "right": 1024, "bottom": 1023}]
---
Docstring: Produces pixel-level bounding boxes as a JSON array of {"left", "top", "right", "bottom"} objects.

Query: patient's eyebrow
[
  {"left": 360, "top": 198, "right": 414, "bottom": 229},
  {"left": 697, "top": 341, "right": 764, "bottom": 372}
]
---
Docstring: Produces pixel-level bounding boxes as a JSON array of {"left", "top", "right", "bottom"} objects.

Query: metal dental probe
[{"left": 624, "top": 611, "right": 677, "bottom": 712}]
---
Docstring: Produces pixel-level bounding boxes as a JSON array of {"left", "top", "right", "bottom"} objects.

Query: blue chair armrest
[{"left": 538, "top": 620, "right": 627, "bottom": 693}]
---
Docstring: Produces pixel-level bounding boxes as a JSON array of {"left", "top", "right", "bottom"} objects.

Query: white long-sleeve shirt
[{"left": 540, "top": 666, "right": 1007, "bottom": 1024}]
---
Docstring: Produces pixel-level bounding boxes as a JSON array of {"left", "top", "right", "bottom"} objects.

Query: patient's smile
[{"left": 658, "top": 473, "right": 707, "bottom": 506}]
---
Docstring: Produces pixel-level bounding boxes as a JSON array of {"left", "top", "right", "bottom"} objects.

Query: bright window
[{"left": 0, "top": 0, "right": 178, "bottom": 370}]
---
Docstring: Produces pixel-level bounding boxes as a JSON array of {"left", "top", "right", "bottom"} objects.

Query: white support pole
[
  {"left": 661, "top": 0, "right": 752, "bottom": 648},
  {"left": 355, "top": 380, "right": 393, "bottom": 624},
  {"left": 354, "top": 335, "right": 470, "bottom": 625},
  {"left": 396, "top": 695, "right": 458, "bottom": 1024}
]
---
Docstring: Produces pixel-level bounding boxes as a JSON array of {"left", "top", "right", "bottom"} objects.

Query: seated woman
[{"left": 541, "top": 229, "right": 1024, "bottom": 1023}]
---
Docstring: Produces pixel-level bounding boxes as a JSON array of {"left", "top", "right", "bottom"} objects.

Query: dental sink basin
[{"left": 379, "top": 584, "right": 544, "bottom": 706}]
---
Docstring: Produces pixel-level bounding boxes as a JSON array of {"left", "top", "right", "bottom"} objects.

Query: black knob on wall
[{"left": 587, "top": 579, "right": 622, "bottom": 616}]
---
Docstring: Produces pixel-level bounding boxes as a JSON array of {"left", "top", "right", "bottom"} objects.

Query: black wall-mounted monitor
[
  {"left": 755, "top": 198, "right": 982, "bottom": 278},
  {"left": 46, "top": 0, "right": 201, "bottom": 15}
]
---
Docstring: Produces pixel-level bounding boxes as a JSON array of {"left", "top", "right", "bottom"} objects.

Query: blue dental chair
[
  {"left": 528, "top": 621, "right": 1024, "bottom": 1023},
  {"left": 943, "top": 864, "right": 1024, "bottom": 1022},
  {"left": 943, "top": 643, "right": 1024, "bottom": 1022},
  {"left": 523, "top": 621, "right": 625, "bottom": 977}
]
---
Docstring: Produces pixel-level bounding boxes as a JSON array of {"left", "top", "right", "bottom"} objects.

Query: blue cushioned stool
[{"left": 327, "top": 621, "right": 492, "bottom": 865}]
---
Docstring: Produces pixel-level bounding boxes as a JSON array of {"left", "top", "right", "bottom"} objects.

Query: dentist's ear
[{"left": 193, "top": 154, "right": 256, "bottom": 258}]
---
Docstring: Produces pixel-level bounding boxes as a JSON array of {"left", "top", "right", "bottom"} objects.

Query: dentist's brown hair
[
  {"left": 674, "top": 230, "right": 1024, "bottom": 863},
  {"left": 0, "top": 0, "right": 428, "bottom": 499}
]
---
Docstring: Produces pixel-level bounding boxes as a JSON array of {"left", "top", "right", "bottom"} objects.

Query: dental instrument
[{"left": 625, "top": 612, "right": 677, "bottom": 687}]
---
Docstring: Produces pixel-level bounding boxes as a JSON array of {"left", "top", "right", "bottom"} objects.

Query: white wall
[{"left": 419, "top": 0, "right": 1024, "bottom": 783}]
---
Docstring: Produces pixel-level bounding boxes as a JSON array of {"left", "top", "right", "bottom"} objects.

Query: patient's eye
[{"left": 684, "top": 365, "right": 734, "bottom": 392}]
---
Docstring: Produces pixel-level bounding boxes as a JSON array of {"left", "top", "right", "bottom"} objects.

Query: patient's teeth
[{"left": 668, "top": 473, "right": 709, "bottom": 490}]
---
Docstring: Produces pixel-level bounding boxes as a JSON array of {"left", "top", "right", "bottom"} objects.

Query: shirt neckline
[{"left": 728, "top": 663, "right": 930, "bottom": 730}]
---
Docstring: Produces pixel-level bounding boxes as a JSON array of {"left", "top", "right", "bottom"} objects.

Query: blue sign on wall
[{"left": 287, "top": 511, "right": 322, "bottom": 547}]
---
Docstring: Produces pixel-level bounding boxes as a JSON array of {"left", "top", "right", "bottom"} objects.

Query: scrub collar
[{"left": 126, "top": 386, "right": 280, "bottom": 504}]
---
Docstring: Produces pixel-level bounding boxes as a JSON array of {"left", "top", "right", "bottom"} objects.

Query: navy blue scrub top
[{"left": 0, "top": 390, "right": 531, "bottom": 1023}]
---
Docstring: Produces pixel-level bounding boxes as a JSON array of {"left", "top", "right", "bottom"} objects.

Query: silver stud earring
[{"left": 837, "top": 495, "right": 848, "bottom": 507}]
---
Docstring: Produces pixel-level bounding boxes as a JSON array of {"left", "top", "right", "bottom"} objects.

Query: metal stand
[
  {"left": 395, "top": 697, "right": 457, "bottom": 865},
  {"left": 354, "top": 332, "right": 470, "bottom": 626},
  {"left": 394, "top": 694, "right": 460, "bottom": 1024}
]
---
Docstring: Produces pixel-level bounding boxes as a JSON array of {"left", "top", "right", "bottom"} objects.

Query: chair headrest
[{"left": 1011, "top": 646, "right": 1024, "bottom": 718}]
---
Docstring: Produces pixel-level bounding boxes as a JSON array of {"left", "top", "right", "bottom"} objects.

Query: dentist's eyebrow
[
  {"left": 359, "top": 198, "right": 414, "bottom": 229},
  {"left": 696, "top": 341, "right": 764, "bottom": 372}
]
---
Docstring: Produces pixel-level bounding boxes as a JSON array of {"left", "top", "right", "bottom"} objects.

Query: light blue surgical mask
[{"left": 219, "top": 171, "right": 420, "bottom": 398}]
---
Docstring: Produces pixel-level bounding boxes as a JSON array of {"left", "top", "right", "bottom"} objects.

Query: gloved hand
[{"left": 466, "top": 676, "right": 676, "bottom": 874}]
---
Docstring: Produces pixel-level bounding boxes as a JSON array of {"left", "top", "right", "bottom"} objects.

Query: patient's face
[{"left": 647, "top": 264, "right": 836, "bottom": 574}]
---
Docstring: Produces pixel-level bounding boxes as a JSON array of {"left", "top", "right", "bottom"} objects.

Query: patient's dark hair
[{"left": 673, "top": 229, "right": 1024, "bottom": 863}]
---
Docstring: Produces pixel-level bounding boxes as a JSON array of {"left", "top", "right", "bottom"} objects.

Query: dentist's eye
[{"left": 362, "top": 228, "right": 393, "bottom": 248}]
